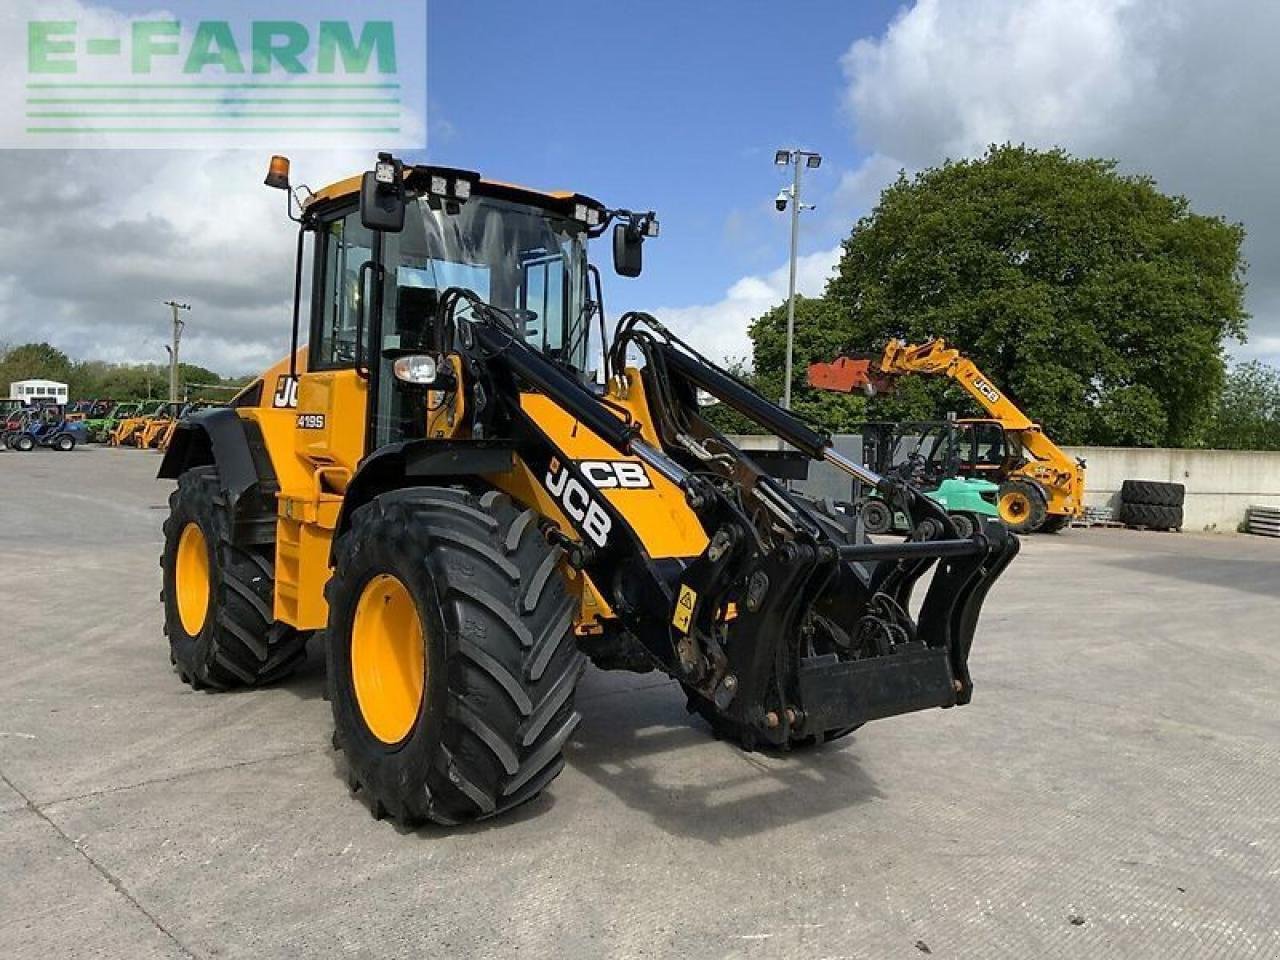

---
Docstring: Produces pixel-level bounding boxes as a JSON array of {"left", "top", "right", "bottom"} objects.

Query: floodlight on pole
[{"left": 773, "top": 149, "right": 823, "bottom": 409}]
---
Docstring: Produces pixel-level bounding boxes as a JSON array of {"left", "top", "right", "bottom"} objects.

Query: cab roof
[{"left": 304, "top": 167, "right": 599, "bottom": 213}]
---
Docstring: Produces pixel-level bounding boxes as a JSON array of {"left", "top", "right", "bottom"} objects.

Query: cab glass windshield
[{"left": 386, "top": 194, "right": 591, "bottom": 371}]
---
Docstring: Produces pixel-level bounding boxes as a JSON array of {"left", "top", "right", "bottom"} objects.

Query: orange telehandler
[{"left": 808, "top": 339, "right": 1086, "bottom": 533}]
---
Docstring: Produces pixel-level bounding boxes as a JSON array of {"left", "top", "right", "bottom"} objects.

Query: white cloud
[
  {"left": 0, "top": 148, "right": 366, "bottom": 375},
  {"left": 839, "top": 0, "right": 1280, "bottom": 348},
  {"left": 653, "top": 246, "right": 842, "bottom": 364}
]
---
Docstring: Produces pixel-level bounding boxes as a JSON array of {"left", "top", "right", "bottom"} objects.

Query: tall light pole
[
  {"left": 774, "top": 148, "right": 821, "bottom": 409},
  {"left": 164, "top": 301, "right": 191, "bottom": 402}
]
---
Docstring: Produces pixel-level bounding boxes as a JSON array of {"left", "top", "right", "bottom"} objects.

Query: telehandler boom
[
  {"left": 809, "top": 339, "right": 1086, "bottom": 533},
  {"left": 157, "top": 155, "right": 1018, "bottom": 826}
]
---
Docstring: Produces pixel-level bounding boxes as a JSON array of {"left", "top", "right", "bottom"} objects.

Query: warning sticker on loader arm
[{"left": 672, "top": 584, "right": 697, "bottom": 634}]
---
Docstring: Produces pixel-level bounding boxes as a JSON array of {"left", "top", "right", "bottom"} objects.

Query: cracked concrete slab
[
  {"left": 0, "top": 808, "right": 187, "bottom": 959},
  {"left": 0, "top": 778, "right": 25, "bottom": 815}
]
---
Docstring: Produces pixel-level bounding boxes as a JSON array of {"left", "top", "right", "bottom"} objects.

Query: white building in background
[{"left": 8, "top": 379, "right": 69, "bottom": 403}]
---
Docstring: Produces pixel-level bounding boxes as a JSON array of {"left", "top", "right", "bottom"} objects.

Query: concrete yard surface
[{"left": 1, "top": 447, "right": 1278, "bottom": 959}]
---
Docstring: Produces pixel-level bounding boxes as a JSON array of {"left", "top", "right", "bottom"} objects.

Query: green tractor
[
  {"left": 853, "top": 421, "right": 1001, "bottom": 538},
  {"left": 86, "top": 401, "right": 143, "bottom": 443}
]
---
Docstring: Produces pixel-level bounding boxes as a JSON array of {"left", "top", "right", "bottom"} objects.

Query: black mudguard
[
  {"left": 157, "top": 409, "right": 262, "bottom": 506},
  {"left": 330, "top": 438, "right": 516, "bottom": 554}
]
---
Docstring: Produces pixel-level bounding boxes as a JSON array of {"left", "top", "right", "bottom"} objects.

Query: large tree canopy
[
  {"left": 701, "top": 297, "right": 868, "bottom": 435},
  {"left": 820, "top": 145, "right": 1248, "bottom": 446}
]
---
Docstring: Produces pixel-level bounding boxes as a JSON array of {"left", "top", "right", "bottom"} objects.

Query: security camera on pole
[{"left": 773, "top": 148, "right": 821, "bottom": 409}]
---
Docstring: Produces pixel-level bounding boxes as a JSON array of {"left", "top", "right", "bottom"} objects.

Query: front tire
[
  {"left": 327, "top": 487, "right": 585, "bottom": 826},
  {"left": 161, "top": 466, "right": 307, "bottom": 689},
  {"left": 998, "top": 479, "right": 1049, "bottom": 533}
]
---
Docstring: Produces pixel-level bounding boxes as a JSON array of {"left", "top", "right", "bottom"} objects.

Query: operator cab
[{"left": 271, "top": 154, "right": 658, "bottom": 454}]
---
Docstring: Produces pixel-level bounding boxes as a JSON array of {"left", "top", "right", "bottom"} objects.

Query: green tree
[
  {"left": 1210, "top": 361, "right": 1280, "bottom": 450},
  {"left": 2, "top": 344, "right": 241, "bottom": 403},
  {"left": 825, "top": 145, "right": 1248, "bottom": 447},
  {"left": 742, "top": 296, "right": 867, "bottom": 433},
  {"left": 0, "top": 342, "right": 73, "bottom": 389}
]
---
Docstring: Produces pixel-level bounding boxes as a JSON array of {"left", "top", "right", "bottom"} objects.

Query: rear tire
[
  {"left": 161, "top": 466, "right": 307, "bottom": 689},
  {"left": 998, "top": 479, "right": 1048, "bottom": 534},
  {"left": 1039, "top": 514, "right": 1072, "bottom": 534},
  {"left": 13, "top": 435, "right": 34, "bottom": 452},
  {"left": 327, "top": 487, "right": 586, "bottom": 826},
  {"left": 54, "top": 434, "right": 75, "bottom": 452}
]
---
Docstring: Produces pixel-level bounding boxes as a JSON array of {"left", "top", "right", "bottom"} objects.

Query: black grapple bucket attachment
[
  {"left": 704, "top": 511, "right": 1020, "bottom": 746},
  {"left": 792, "top": 519, "right": 1019, "bottom": 736}
]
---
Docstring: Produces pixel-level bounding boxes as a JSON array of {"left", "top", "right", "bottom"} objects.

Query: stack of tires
[{"left": 1118, "top": 480, "right": 1184, "bottom": 532}]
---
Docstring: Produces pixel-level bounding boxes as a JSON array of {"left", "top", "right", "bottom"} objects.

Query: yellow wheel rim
[
  {"left": 175, "top": 523, "right": 211, "bottom": 636},
  {"left": 999, "top": 491, "right": 1030, "bottom": 524},
  {"left": 351, "top": 574, "right": 426, "bottom": 745}
]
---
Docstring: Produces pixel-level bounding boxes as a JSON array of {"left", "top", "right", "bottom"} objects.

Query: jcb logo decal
[
  {"left": 973, "top": 378, "right": 1001, "bottom": 404},
  {"left": 545, "top": 459, "right": 612, "bottom": 547},
  {"left": 272, "top": 376, "right": 299, "bottom": 409},
  {"left": 579, "top": 460, "right": 652, "bottom": 490}
]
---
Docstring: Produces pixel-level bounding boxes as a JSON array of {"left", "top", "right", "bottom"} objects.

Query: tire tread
[{"left": 329, "top": 486, "right": 584, "bottom": 826}]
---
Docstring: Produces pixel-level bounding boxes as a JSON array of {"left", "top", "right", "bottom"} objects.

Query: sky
[{"left": 1, "top": 0, "right": 1278, "bottom": 375}]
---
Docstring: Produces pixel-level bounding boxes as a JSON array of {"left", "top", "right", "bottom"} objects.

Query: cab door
[{"left": 294, "top": 207, "right": 375, "bottom": 480}]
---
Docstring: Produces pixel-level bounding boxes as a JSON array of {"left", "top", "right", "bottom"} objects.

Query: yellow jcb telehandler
[
  {"left": 157, "top": 154, "right": 1018, "bottom": 826},
  {"left": 809, "top": 340, "right": 1086, "bottom": 533}
]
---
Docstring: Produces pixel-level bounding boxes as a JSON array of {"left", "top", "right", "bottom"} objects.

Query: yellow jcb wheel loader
[
  {"left": 157, "top": 154, "right": 1019, "bottom": 826},
  {"left": 138, "top": 403, "right": 187, "bottom": 449},
  {"left": 110, "top": 401, "right": 165, "bottom": 447}
]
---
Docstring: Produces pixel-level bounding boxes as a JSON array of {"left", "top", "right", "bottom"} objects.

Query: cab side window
[{"left": 312, "top": 211, "right": 375, "bottom": 369}]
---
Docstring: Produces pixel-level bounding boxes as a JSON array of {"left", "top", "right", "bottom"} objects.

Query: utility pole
[
  {"left": 164, "top": 301, "right": 191, "bottom": 403},
  {"left": 773, "top": 149, "right": 822, "bottom": 409}
]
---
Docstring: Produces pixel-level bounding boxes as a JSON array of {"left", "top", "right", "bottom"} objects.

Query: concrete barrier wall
[
  {"left": 730, "top": 435, "right": 1280, "bottom": 532},
  {"left": 1063, "top": 446, "right": 1280, "bottom": 531}
]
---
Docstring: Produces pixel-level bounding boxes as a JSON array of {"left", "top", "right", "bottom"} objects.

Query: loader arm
[{"left": 435, "top": 296, "right": 1017, "bottom": 745}]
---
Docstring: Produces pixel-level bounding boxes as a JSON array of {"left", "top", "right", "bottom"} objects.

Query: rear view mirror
[
  {"left": 360, "top": 154, "right": 406, "bottom": 233},
  {"left": 613, "top": 223, "right": 643, "bottom": 278}
]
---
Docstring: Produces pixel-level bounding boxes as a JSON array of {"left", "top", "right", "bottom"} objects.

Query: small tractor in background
[
  {"left": 5, "top": 405, "right": 86, "bottom": 452},
  {"left": 1, "top": 407, "right": 32, "bottom": 449},
  {"left": 809, "top": 339, "right": 1086, "bottom": 533},
  {"left": 137, "top": 403, "right": 189, "bottom": 449},
  {"left": 853, "top": 420, "right": 1001, "bottom": 538},
  {"left": 109, "top": 401, "right": 167, "bottom": 447},
  {"left": 86, "top": 402, "right": 141, "bottom": 443}
]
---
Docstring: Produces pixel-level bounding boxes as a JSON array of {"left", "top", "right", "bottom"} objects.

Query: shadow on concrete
[
  {"left": 1101, "top": 553, "right": 1280, "bottom": 599},
  {"left": 564, "top": 675, "right": 883, "bottom": 842},
  {"left": 321, "top": 666, "right": 882, "bottom": 841},
  {"left": 256, "top": 632, "right": 329, "bottom": 703}
]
